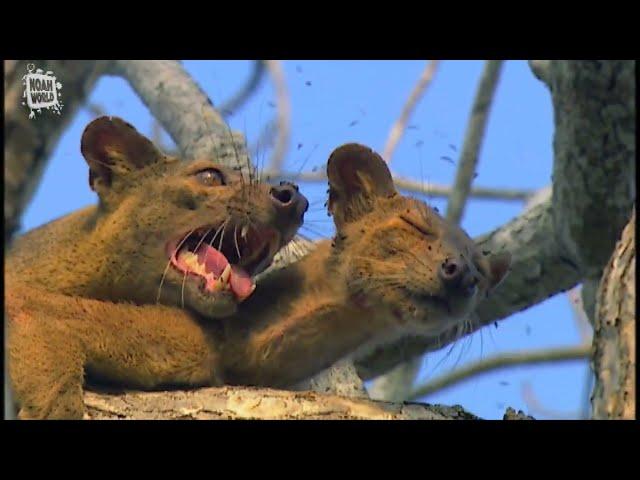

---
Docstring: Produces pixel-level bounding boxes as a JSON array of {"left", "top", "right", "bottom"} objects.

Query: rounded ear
[
  {"left": 327, "top": 143, "right": 395, "bottom": 199},
  {"left": 487, "top": 250, "right": 512, "bottom": 290},
  {"left": 81, "top": 116, "right": 163, "bottom": 191},
  {"left": 327, "top": 143, "right": 396, "bottom": 224}
]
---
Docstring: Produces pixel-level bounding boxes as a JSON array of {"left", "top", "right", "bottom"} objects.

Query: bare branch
[
  {"left": 382, "top": 60, "right": 439, "bottom": 163},
  {"left": 263, "top": 170, "right": 535, "bottom": 202},
  {"left": 407, "top": 345, "right": 590, "bottom": 400},
  {"left": 249, "top": 117, "right": 277, "bottom": 160},
  {"left": 263, "top": 60, "right": 291, "bottom": 172},
  {"left": 219, "top": 60, "right": 266, "bottom": 118},
  {"left": 567, "top": 286, "right": 593, "bottom": 344},
  {"left": 446, "top": 60, "right": 504, "bottom": 224}
]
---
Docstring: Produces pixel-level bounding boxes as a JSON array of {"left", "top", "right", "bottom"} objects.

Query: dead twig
[
  {"left": 407, "top": 345, "right": 590, "bottom": 400},
  {"left": 383, "top": 60, "right": 440, "bottom": 163},
  {"left": 263, "top": 60, "right": 291, "bottom": 172},
  {"left": 446, "top": 60, "right": 504, "bottom": 224}
]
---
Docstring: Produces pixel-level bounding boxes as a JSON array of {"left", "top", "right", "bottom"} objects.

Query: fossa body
[{"left": 6, "top": 117, "right": 510, "bottom": 419}]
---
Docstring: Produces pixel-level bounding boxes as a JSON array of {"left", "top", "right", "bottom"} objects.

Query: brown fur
[
  {"left": 221, "top": 144, "right": 511, "bottom": 387},
  {"left": 6, "top": 121, "right": 511, "bottom": 419}
]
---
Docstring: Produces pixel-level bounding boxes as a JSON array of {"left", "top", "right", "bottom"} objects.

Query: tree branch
[
  {"left": 446, "top": 60, "right": 503, "bottom": 224},
  {"left": 263, "top": 170, "right": 534, "bottom": 202},
  {"left": 407, "top": 345, "right": 590, "bottom": 400},
  {"left": 108, "top": 60, "right": 249, "bottom": 170},
  {"left": 83, "top": 385, "right": 480, "bottom": 420},
  {"left": 219, "top": 60, "right": 266, "bottom": 118},
  {"left": 263, "top": 60, "right": 291, "bottom": 172},
  {"left": 382, "top": 60, "right": 439, "bottom": 162},
  {"left": 591, "top": 207, "right": 635, "bottom": 419}
]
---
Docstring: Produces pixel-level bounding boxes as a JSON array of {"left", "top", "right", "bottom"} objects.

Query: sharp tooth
[
  {"left": 220, "top": 264, "right": 232, "bottom": 283},
  {"left": 181, "top": 251, "right": 200, "bottom": 271},
  {"left": 241, "top": 225, "right": 249, "bottom": 239}
]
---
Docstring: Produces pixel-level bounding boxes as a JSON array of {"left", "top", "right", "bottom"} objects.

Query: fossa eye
[{"left": 195, "top": 168, "right": 225, "bottom": 187}]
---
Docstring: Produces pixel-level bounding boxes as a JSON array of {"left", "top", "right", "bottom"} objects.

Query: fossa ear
[
  {"left": 81, "top": 116, "right": 164, "bottom": 193},
  {"left": 327, "top": 143, "right": 396, "bottom": 227}
]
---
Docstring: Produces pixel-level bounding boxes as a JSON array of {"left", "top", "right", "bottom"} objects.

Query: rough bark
[
  {"left": 548, "top": 61, "right": 635, "bottom": 277},
  {"left": 591, "top": 208, "right": 635, "bottom": 419},
  {"left": 4, "top": 60, "right": 106, "bottom": 242},
  {"left": 83, "top": 386, "right": 479, "bottom": 420}
]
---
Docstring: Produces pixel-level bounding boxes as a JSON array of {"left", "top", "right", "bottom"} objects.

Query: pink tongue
[
  {"left": 196, "top": 244, "right": 254, "bottom": 300},
  {"left": 196, "top": 244, "right": 228, "bottom": 277},
  {"left": 230, "top": 266, "right": 254, "bottom": 300}
]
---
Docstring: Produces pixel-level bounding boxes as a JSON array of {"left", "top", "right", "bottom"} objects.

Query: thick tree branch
[
  {"left": 591, "top": 208, "right": 635, "bottom": 419},
  {"left": 108, "top": 60, "right": 249, "bottom": 170},
  {"left": 548, "top": 60, "right": 635, "bottom": 276},
  {"left": 83, "top": 386, "right": 481, "bottom": 420}
]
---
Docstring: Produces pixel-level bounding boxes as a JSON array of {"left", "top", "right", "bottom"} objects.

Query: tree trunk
[{"left": 591, "top": 208, "right": 635, "bottom": 419}]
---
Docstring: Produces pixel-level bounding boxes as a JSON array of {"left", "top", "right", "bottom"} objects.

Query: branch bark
[
  {"left": 83, "top": 386, "right": 481, "bottom": 420},
  {"left": 591, "top": 208, "right": 635, "bottom": 419}
]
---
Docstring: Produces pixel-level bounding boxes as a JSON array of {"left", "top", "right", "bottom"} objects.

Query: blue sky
[{"left": 20, "top": 60, "right": 590, "bottom": 419}]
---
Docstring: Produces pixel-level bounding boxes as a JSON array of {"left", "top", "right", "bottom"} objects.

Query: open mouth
[{"left": 167, "top": 222, "right": 280, "bottom": 302}]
